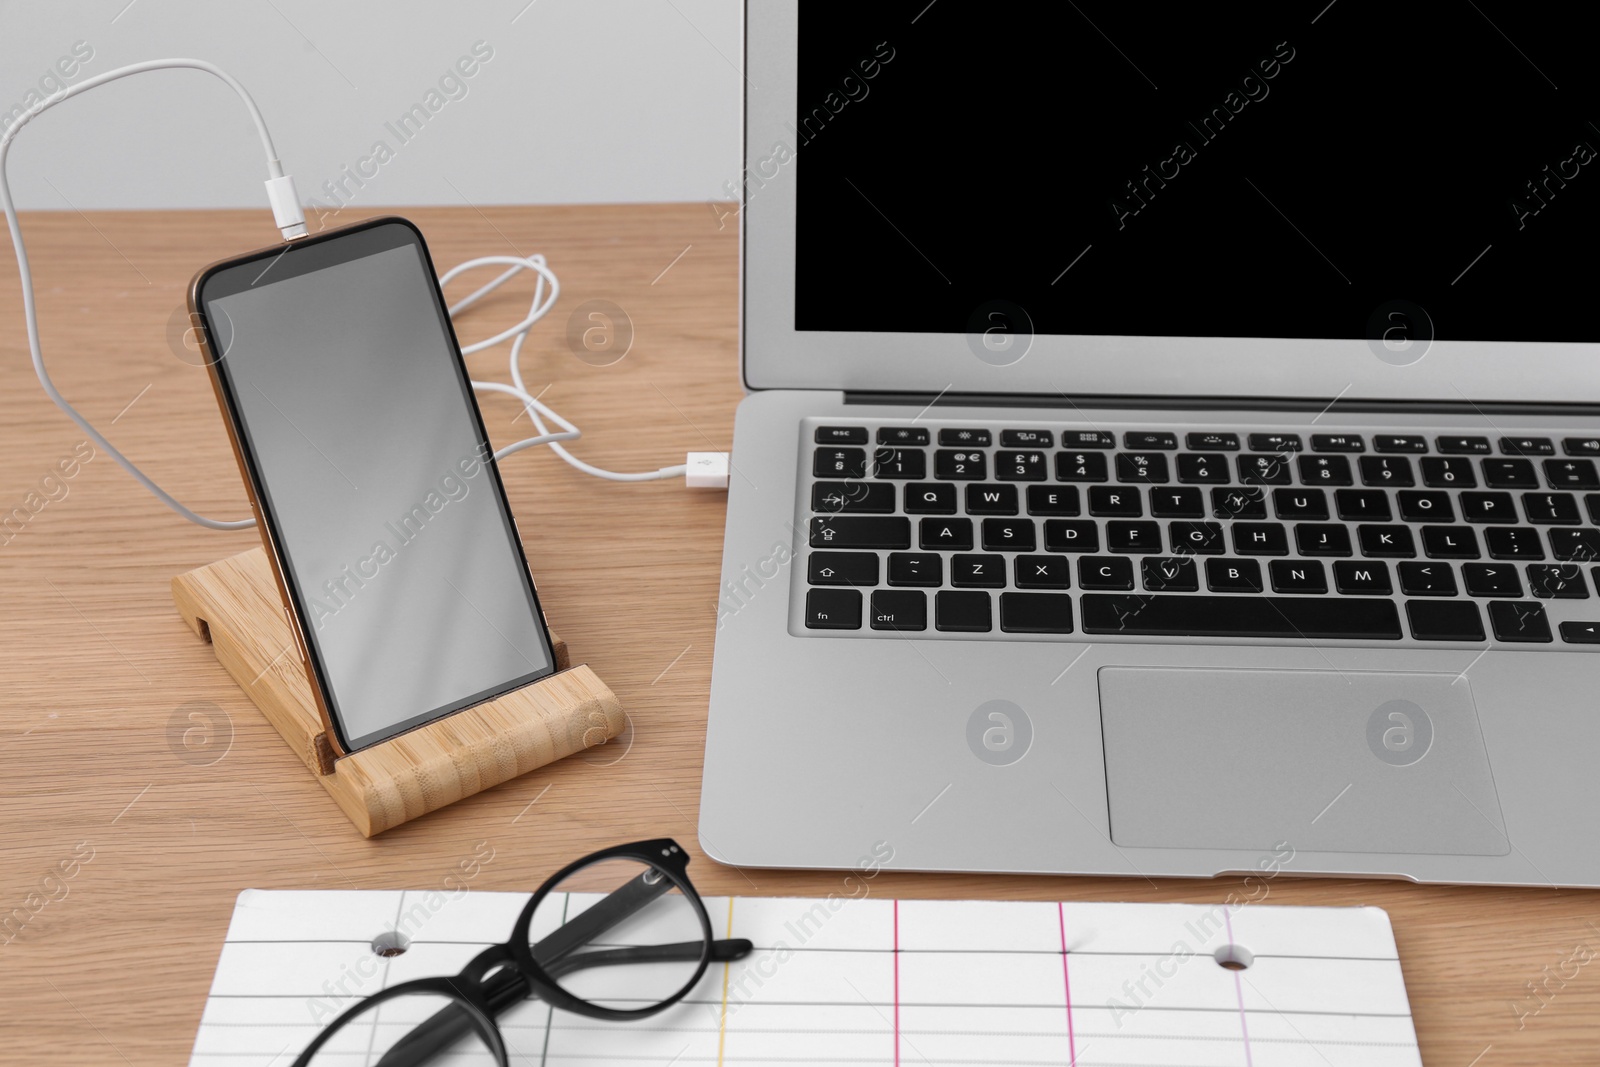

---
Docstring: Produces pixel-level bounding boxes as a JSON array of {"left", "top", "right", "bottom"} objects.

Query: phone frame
[{"left": 188, "top": 215, "right": 558, "bottom": 757}]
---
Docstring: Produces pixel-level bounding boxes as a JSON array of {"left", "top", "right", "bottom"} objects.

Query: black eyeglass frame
[{"left": 292, "top": 838, "right": 742, "bottom": 1067}]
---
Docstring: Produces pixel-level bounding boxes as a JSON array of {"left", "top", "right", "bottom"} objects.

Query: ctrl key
[
  {"left": 871, "top": 590, "right": 927, "bottom": 631},
  {"left": 805, "top": 588, "right": 862, "bottom": 630}
]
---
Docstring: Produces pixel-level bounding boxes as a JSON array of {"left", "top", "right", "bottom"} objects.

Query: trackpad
[{"left": 1099, "top": 667, "right": 1510, "bottom": 856}]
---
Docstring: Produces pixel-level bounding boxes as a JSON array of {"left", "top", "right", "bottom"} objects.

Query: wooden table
[{"left": 0, "top": 204, "right": 1594, "bottom": 1065}]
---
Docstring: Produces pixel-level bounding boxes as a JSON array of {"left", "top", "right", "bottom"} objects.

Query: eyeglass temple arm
[
  {"left": 375, "top": 940, "right": 754, "bottom": 1067},
  {"left": 529, "top": 869, "right": 671, "bottom": 966}
]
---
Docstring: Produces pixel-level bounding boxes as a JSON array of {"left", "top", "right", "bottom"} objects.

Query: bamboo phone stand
[{"left": 171, "top": 547, "right": 624, "bottom": 836}]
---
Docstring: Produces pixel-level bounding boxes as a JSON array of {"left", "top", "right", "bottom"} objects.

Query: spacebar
[{"left": 1081, "top": 594, "right": 1402, "bottom": 640}]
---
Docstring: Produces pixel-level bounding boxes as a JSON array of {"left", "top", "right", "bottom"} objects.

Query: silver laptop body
[{"left": 701, "top": 2, "right": 1600, "bottom": 886}]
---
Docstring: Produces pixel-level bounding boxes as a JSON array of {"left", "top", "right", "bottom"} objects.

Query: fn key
[{"left": 805, "top": 589, "right": 861, "bottom": 629}]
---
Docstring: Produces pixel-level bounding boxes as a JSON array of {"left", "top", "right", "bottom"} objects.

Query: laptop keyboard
[{"left": 797, "top": 420, "right": 1600, "bottom": 647}]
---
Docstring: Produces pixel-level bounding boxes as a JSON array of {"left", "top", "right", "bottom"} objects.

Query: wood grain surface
[{"left": 1, "top": 204, "right": 1595, "bottom": 1065}]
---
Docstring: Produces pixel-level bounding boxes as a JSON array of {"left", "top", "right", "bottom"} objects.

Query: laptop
[{"left": 701, "top": 2, "right": 1600, "bottom": 886}]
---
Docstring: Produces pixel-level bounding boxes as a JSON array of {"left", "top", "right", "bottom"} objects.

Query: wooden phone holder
[{"left": 171, "top": 548, "right": 624, "bottom": 836}]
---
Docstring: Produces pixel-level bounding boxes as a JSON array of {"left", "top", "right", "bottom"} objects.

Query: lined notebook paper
[{"left": 190, "top": 889, "right": 1422, "bottom": 1066}]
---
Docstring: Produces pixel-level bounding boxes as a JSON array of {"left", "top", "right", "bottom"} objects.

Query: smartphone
[{"left": 190, "top": 217, "right": 558, "bottom": 755}]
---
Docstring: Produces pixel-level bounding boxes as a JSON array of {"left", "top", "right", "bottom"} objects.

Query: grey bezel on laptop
[{"left": 743, "top": 1, "right": 1599, "bottom": 406}]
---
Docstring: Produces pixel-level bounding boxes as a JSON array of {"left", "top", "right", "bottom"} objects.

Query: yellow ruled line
[{"left": 716, "top": 896, "right": 735, "bottom": 1067}]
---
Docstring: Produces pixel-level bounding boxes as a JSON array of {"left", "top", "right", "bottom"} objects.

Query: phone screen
[{"left": 197, "top": 220, "right": 555, "bottom": 752}]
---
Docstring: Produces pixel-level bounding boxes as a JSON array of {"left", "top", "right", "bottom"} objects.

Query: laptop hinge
[{"left": 842, "top": 390, "right": 1600, "bottom": 418}]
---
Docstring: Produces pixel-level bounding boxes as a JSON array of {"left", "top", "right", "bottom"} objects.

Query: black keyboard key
[
  {"left": 1488, "top": 600, "right": 1552, "bottom": 642},
  {"left": 1143, "top": 557, "right": 1199, "bottom": 591},
  {"left": 1559, "top": 621, "right": 1600, "bottom": 643},
  {"left": 1333, "top": 489, "right": 1391, "bottom": 522},
  {"left": 905, "top": 483, "right": 958, "bottom": 515},
  {"left": 1463, "top": 563, "right": 1523, "bottom": 597},
  {"left": 1438, "top": 435, "right": 1491, "bottom": 454},
  {"left": 1207, "top": 558, "right": 1264, "bottom": 592},
  {"left": 812, "top": 481, "right": 895, "bottom": 514},
  {"left": 1044, "top": 520, "right": 1099, "bottom": 553},
  {"left": 1115, "top": 452, "right": 1171, "bottom": 484},
  {"left": 1484, "top": 526, "right": 1544, "bottom": 560},
  {"left": 886, "top": 553, "right": 943, "bottom": 587},
  {"left": 999, "top": 592, "right": 1074, "bottom": 633},
  {"left": 877, "top": 426, "right": 930, "bottom": 446},
  {"left": 1334, "top": 560, "right": 1392, "bottom": 595},
  {"left": 1545, "top": 459, "right": 1600, "bottom": 489},
  {"left": 1460, "top": 492, "right": 1517, "bottom": 523},
  {"left": 1056, "top": 451, "right": 1110, "bottom": 482},
  {"left": 1213, "top": 487, "right": 1267, "bottom": 520},
  {"left": 982, "top": 518, "right": 1037, "bottom": 552},
  {"left": 1273, "top": 488, "right": 1329, "bottom": 520},
  {"left": 1563, "top": 437, "right": 1600, "bottom": 456},
  {"left": 1590, "top": 494, "right": 1600, "bottom": 524},
  {"left": 1360, "top": 455, "right": 1415, "bottom": 487},
  {"left": 935, "top": 590, "right": 992, "bottom": 632},
  {"left": 1061, "top": 430, "right": 1115, "bottom": 449},
  {"left": 1080, "top": 555, "right": 1135, "bottom": 590},
  {"left": 1482, "top": 459, "right": 1538, "bottom": 489},
  {"left": 870, "top": 590, "right": 926, "bottom": 631},
  {"left": 1027, "top": 486, "right": 1080, "bottom": 515},
  {"left": 1001, "top": 429, "right": 1053, "bottom": 448},
  {"left": 951, "top": 554, "right": 1005, "bottom": 588},
  {"left": 1501, "top": 436, "right": 1554, "bottom": 456},
  {"left": 921, "top": 517, "right": 974, "bottom": 551},
  {"left": 1359, "top": 525, "right": 1416, "bottom": 557},
  {"left": 1015, "top": 555, "right": 1071, "bottom": 589},
  {"left": 1527, "top": 564, "right": 1588, "bottom": 599},
  {"left": 1176, "top": 453, "right": 1231, "bottom": 484},
  {"left": 934, "top": 449, "right": 988, "bottom": 480},
  {"left": 1170, "top": 521, "right": 1224, "bottom": 554},
  {"left": 809, "top": 552, "right": 880, "bottom": 586},
  {"left": 939, "top": 427, "right": 992, "bottom": 447},
  {"left": 1311, "top": 434, "right": 1365, "bottom": 452},
  {"left": 1421, "top": 457, "right": 1476, "bottom": 488},
  {"left": 1186, "top": 432, "right": 1240, "bottom": 451},
  {"left": 1523, "top": 492, "right": 1581, "bottom": 525},
  {"left": 1248, "top": 433, "right": 1303, "bottom": 453},
  {"left": 967, "top": 484, "right": 1019, "bottom": 515},
  {"left": 1400, "top": 561, "right": 1458, "bottom": 596},
  {"left": 1374, "top": 434, "right": 1429, "bottom": 453},
  {"left": 1234, "top": 522, "right": 1289, "bottom": 555},
  {"left": 805, "top": 588, "right": 862, "bottom": 629},
  {"left": 1151, "top": 487, "right": 1204, "bottom": 518},
  {"left": 1271, "top": 559, "right": 1328, "bottom": 594},
  {"left": 1239, "top": 454, "right": 1292, "bottom": 485},
  {"left": 872, "top": 447, "right": 926, "bottom": 480},
  {"left": 1397, "top": 490, "right": 1454, "bottom": 523},
  {"left": 1124, "top": 431, "right": 1178, "bottom": 450},
  {"left": 1107, "top": 521, "right": 1163, "bottom": 553},
  {"left": 1088, "top": 486, "right": 1142, "bottom": 517},
  {"left": 1296, "top": 524, "right": 1353, "bottom": 557},
  {"left": 1081, "top": 594, "right": 1402, "bottom": 639},
  {"left": 810, "top": 516, "right": 910, "bottom": 549},
  {"left": 1550, "top": 528, "right": 1600, "bottom": 562},
  {"left": 1422, "top": 526, "right": 1480, "bottom": 559},
  {"left": 814, "top": 447, "right": 867, "bottom": 478},
  {"left": 1298, "top": 455, "right": 1354, "bottom": 486},
  {"left": 1407, "top": 601, "right": 1484, "bottom": 641},
  {"left": 815, "top": 426, "right": 867, "bottom": 445},
  {"left": 995, "top": 450, "right": 1048, "bottom": 481}
]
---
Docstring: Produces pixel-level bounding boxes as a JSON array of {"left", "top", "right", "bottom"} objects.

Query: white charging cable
[{"left": 1, "top": 59, "right": 724, "bottom": 533}]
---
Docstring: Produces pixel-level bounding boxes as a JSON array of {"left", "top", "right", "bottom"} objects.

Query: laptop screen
[{"left": 793, "top": 3, "right": 1596, "bottom": 344}]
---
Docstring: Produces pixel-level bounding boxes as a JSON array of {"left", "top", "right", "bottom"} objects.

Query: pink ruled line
[
  {"left": 1057, "top": 902, "right": 1078, "bottom": 1066},
  {"left": 893, "top": 898, "right": 901, "bottom": 1067},
  {"left": 1223, "top": 908, "right": 1255, "bottom": 1067}
]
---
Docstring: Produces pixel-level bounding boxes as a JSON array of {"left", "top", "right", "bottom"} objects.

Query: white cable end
[
  {"left": 264, "top": 174, "right": 307, "bottom": 239},
  {"left": 685, "top": 452, "right": 730, "bottom": 489}
]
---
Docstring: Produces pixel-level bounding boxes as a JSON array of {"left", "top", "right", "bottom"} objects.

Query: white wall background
[{"left": 0, "top": 0, "right": 742, "bottom": 210}]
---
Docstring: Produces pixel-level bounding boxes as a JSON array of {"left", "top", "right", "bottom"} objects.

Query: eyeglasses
[{"left": 293, "top": 838, "right": 752, "bottom": 1066}]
